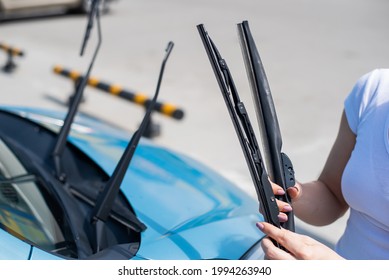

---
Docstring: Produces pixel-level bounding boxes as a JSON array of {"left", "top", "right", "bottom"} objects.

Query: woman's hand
[
  {"left": 257, "top": 222, "right": 344, "bottom": 260},
  {"left": 270, "top": 180, "right": 302, "bottom": 223}
]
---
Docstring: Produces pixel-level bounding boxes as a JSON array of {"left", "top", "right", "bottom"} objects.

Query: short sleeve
[{"left": 344, "top": 69, "right": 381, "bottom": 134}]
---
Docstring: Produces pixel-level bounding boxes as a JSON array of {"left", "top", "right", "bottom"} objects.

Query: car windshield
[{"left": 0, "top": 138, "right": 67, "bottom": 253}]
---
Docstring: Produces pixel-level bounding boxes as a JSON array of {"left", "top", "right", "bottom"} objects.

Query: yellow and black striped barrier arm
[
  {"left": 53, "top": 65, "right": 184, "bottom": 120},
  {"left": 0, "top": 43, "right": 25, "bottom": 57},
  {"left": 0, "top": 42, "right": 25, "bottom": 73}
]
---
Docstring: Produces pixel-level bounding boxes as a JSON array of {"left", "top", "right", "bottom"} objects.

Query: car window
[{"left": 0, "top": 139, "right": 68, "bottom": 255}]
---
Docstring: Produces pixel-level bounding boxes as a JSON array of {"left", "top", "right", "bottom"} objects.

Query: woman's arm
[{"left": 276, "top": 111, "right": 356, "bottom": 226}]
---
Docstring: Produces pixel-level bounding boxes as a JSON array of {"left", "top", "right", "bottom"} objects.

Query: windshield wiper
[
  {"left": 80, "top": 0, "right": 100, "bottom": 56},
  {"left": 0, "top": 174, "right": 36, "bottom": 185},
  {"left": 51, "top": 0, "right": 102, "bottom": 182},
  {"left": 197, "top": 24, "right": 281, "bottom": 239},
  {"left": 90, "top": 41, "right": 174, "bottom": 253},
  {"left": 237, "top": 20, "right": 295, "bottom": 231}
]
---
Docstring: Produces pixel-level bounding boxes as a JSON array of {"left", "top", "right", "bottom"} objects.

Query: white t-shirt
[{"left": 336, "top": 69, "right": 389, "bottom": 259}]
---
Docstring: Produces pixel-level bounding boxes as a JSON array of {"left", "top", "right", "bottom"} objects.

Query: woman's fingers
[
  {"left": 257, "top": 222, "right": 295, "bottom": 250},
  {"left": 269, "top": 180, "right": 293, "bottom": 215},
  {"left": 286, "top": 181, "right": 302, "bottom": 200},
  {"left": 261, "top": 237, "right": 296, "bottom": 260},
  {"left": 269, "top": 180, "right": 285, "bottom": 195},
  {"left": 277, "top": 212, "right": 288, "bottom": 223},
  {"left": 257, "top": 222, "right": 344, "bottom": 260},
  {"left": 269, "top": 178, "right": 302, "bottom": 202}
]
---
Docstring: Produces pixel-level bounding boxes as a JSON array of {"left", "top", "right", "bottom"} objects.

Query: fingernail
[
  {"left": 278, "top": 213, "right": 288, "bottom": 222},
  {"left": 256, "top": 222, "right": 264, "bottom": 230},
  {"left": 283, "top": 205, "right": 293, "bottom": 212},
  {"left": 276, "top": 189, "right": 285, "bottom": 195}
]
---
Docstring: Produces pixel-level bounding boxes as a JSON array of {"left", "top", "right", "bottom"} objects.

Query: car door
[{"left": 0, "top": 0, "right": 77, "bottom": 10}]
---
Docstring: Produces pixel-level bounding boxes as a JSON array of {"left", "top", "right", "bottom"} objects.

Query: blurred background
[{"left": 1, "top": 0, "right": 389, "bottom": 248}]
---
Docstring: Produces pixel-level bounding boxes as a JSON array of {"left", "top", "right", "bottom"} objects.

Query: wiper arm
[
  {"left": 69, "top": 187, "right": 145, "bottom": 233},
  {"left": 51, "top": 2, "right": 102, "bottom": 182},
  {"left": 91, "top": 41, "right": 174, "bottom": 253},
  {"left": 197, "top": 24, "right": 281, "bottom": 234},
  {"left": 80, "top": 0, "right": 100, "bottom": 56},
  {"left": 0, "top": 174, "right": 36, "bottom": 185},
  {"left": 237, "top": 20, "right": 295, "bottom": 231}
]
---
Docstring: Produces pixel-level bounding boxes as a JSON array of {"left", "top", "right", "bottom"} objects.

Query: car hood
[{"left": 5, "top": 106, "right": 264, "bottom": 259}]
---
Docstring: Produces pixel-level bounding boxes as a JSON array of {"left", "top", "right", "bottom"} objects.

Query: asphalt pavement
[{"left": 1, "top": 0, "right": 389, "bottom": 248}]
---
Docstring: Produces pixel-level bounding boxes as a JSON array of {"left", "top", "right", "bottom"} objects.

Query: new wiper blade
[
  {"left": 237, "top": 20, "right": 295, "bottom": 231},
  {"left": 197, "top": 24, "right": 281, "bottom": 232},
  {"left": 91, "top": 41, "right": 174, "bottom": 253}
]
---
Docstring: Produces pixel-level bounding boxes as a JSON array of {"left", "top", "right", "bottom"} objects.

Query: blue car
[{"left": 0, "top": 105, "right": 265, "bottom": 260}]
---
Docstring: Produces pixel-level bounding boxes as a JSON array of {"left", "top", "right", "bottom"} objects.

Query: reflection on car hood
[{"left": 5, "top": 106, "right": 264, "bottom": 259}]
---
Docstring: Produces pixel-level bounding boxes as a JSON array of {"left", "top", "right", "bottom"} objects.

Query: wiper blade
[
  {"left": 197, "top": 24, "right": 281, "bottom": 232},
  {"left": 237, "top": 20, "right": 295, "bottom": 231},
  {"left": 51, "top": 2, "right": 102, "bottom": 182},
  {"left": 91, "top": 41, "right": 174, "bottom": 252}
]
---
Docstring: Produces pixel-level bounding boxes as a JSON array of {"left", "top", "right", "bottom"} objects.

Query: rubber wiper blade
[
  {"left": 237, "top": 20, "right": 295, "bottom": 231},
  {"left": 91, "top": 41, "right": 174, "bottom": 252},
  {"left": 51, "top": 2, "right": 102, "bottom": 182},
  {"left": 197, "top": 24, "right": 281, "bottom": 232}
]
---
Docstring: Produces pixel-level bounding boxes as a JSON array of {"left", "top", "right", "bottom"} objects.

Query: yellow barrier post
[
  {"left": 53, "top": 65, "right": 185, "bottom": 120},
  {"left": 0, "top": 43, "right": 25, "bottom": 73},
  {"left": 53, "top": 65, "right": 185, "bottom": 138}
]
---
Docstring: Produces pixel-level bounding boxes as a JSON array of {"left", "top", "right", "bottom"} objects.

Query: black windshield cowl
[{"left": 0, "top": 109, "right": 143, "bottom": 259}]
